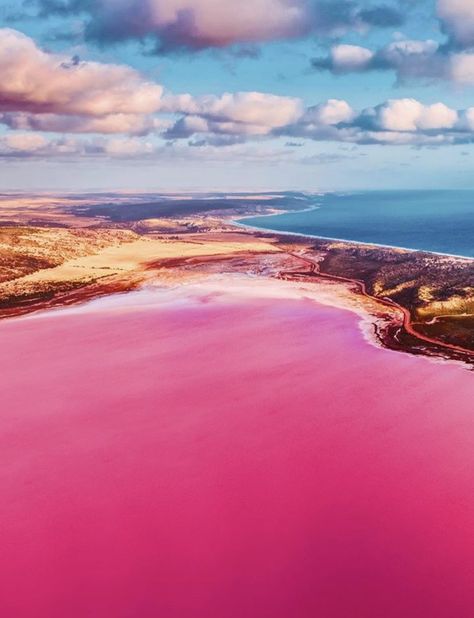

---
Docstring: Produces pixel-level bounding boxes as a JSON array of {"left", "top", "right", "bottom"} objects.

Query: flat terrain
[{"left": 1, "top": 191, "right": 473, "bottom": 365}]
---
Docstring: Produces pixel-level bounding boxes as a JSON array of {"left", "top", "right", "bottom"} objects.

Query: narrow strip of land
[{"left": 285, "top": 251, "right": 474, "bottom": 362}]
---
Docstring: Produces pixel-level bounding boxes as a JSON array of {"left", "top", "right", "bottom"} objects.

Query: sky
[{"left": 1, "top": 0, "right": 474, "bottom": 191}]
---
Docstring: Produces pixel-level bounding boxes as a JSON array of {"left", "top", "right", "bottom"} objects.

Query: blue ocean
[{"left": 241, "top": 190, "right": 474, "bottom": 258}]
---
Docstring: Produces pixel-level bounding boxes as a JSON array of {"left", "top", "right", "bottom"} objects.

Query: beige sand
[{"left": 13, "top": 234, "right": 281, "bottom": 287}]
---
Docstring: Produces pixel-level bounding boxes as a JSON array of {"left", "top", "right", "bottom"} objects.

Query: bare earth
[{"left": 1, "top": 191, "right": 473, "bottom": 366}]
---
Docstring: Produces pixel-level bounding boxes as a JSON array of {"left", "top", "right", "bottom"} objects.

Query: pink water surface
[{"left": 1, "top": 288, "right": 474, "bottom": 617}]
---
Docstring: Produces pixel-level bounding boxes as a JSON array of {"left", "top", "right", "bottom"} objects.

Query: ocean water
[{"left": 241, "top": 190, "right": 474, "bottom": 258}]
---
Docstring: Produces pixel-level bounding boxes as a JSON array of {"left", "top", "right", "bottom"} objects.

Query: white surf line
[{"left": 233, "top": 208, "right": 474, "bottom": 263}]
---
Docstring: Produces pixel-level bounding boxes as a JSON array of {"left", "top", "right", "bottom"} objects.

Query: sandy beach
[
  {"left": 1, "top": 191, "right": 474, "bottom": 364},
  {"left": 1, "top": 276, "right": 473, "bottom": 617}
]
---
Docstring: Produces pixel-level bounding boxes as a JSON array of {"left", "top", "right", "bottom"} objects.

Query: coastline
[
  {"left": 1, "top": 192, "right": 474, "bottom": 366},
  {"left": 4, "top": 271, "right": 468, "bottom": 369},
  {"left": 234, "top": 212, "right": 474, "bottom": 262},
  {"left": 278, "top": 250, "right": 474, "bottom": 367},
  {"left": 18, "top": 233, "right": 474, "bottom": 368},
  {"left": 224, "top": 215, "right": 474, "bottom": 366}
]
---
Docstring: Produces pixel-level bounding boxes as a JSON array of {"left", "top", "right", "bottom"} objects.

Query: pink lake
[{"left": 1, "top": 283, "right": 474, "bottom": 617}]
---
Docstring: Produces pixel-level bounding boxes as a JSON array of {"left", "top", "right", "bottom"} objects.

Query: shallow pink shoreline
[{"left": 1, "top": 287, "right": 474, "bottom": 617}]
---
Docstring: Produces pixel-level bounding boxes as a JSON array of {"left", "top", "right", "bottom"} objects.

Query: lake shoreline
[
  {"left": 1, "top": 277, "right": 474, "bottom": 617},
  {"left": 1, "top": 191, "right": 474, "bottom": 366}
]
